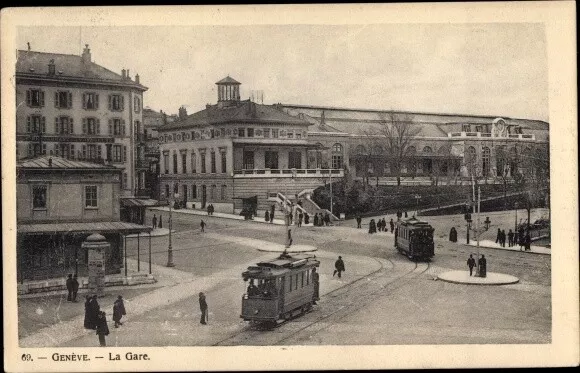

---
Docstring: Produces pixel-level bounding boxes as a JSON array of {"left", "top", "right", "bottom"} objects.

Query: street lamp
[
  {"left": 414, "top": 194, "right": 421, "bottom": 216},
  {"left": 464, "top": 205, "right": 472, "bottom": 245},
  {"left": 514, "top": 201, "right": 519, "bottom": 232},
  {"left": 161, "top": 191, "right": 178, "bottom": 267}
]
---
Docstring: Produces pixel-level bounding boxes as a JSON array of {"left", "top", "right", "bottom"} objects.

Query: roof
[
  {"left": 158, "top": 101, "right": 309, "bottom": 130},
  {"left": 216, "top": 76, "right": 241, "bottom": 85},
  {"left": 18, "top": 221, "right": 152, "bottom": 234},
  {"left": 120, "top": 198, "right": 160, "bottom": 207},
  {"left": 17, "top": 156, "right": 119, "bottom": 171},
  {"left": 16, "top": 50, "right": 147, "bottom": 91}
]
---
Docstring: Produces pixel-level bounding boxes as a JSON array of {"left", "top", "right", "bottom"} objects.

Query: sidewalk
[
  {"left": 150, "top": 206, "right": 315, "bottom": 227},
  {"left": 466, "top": 239, "right": 551, "bottom": 255}
]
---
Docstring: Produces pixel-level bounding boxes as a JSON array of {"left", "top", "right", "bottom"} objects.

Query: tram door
[
  {"left": 201, "top": 185, "right": 207, "bottom": 208},
  {"left": 279, "top": 276, "right": 285, "bottom": 310}
]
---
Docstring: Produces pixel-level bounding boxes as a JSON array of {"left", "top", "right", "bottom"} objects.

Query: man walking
[
  {"left": 333, "top": 256, "right": 345, "bottom": 278},
  {"left": 66, "top": 274, "right": 74, "bottom": 302},
  {"left": 356, "top": 215, "right": 362, "bottom": 229},
  {"left": 95, "top": 311, "right": 110, "bottom": 347},
  {"left": 72, "top": 274, "right": 79, "bottom": 302},
  {"left": 390, "top": 218, "right": 395, "bottom": 233},
  {"left": 495, "top": 228, "right": 501, "bottom": 244},
  {"left": 467, "top": 254, "right": 476, "bottom": 276},
  {"left": 152, "top": 214, "right": 157, "bottom": 229},
  {"left": 112, "top": 295, "right": 126, "bottom": 328},
  {"left": 298, "top": 212, "right": 303, "bottom": 227},
  {"left": 200, "top": 219, "right": 206, "bottom": 233},
  {"left": 199, "top": 292, "right": 208, "bottom": 325},
  {"left": 270, "top": 205, "right": 275, "bottom": 223}
]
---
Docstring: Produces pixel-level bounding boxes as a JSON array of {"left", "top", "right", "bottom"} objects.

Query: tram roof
[
  {"left": 400, "top": 217, "right": 432, "bottom": 227},
  {"left": 243, "top": 253, "right": 319, "bottom": 278}
]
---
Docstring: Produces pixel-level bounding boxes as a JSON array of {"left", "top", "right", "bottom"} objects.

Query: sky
[{"left": 17, "top": 24, "right": 548, "bottom": 121}]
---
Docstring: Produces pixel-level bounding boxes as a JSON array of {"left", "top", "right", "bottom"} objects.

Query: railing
[
  {"left": 448, "top": 132, "right": 536, "bottom": 140},
  {"left": 233, "top": 168, "right": 344, "bottom": 177}
]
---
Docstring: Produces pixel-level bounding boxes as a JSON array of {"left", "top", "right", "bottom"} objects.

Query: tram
[
  {"left": 241, "top": 252, "right": 320, "bottom": 326},
  {"left": 394, "top": 216, "right": 435, "bottom": 261}
]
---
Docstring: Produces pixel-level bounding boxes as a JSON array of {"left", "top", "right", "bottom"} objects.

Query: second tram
[{"left": 394, "top": 217, "right": 435, "bottom": 261}]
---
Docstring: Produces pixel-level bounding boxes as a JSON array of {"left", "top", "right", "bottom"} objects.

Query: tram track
[{"left": 212, "top": 256, "right": 431, "bottom": 346}]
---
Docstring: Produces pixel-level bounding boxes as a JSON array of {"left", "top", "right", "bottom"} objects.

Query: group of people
[
  {"left": 83, "top": 294, "right": 126, "bottom": 346},
  {"left": 313, "top": 212, "right": 331, "bottom": 227},
  {"left": 496, "top": 227, "right": 531, "bottom": 251},
  {"left": 366, "top": 217, "right": 395, "bottom": 234},
  {"left": 206, "top": 204, "right": 215, "bottom": 215},
  {"left": 151, "top": 214, "right": 162, "bottom": 229},
  {"left": 466, "top": 254, "right": 487, "bottom": 277}
]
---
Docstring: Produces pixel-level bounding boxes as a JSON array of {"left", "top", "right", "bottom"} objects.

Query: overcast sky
[{"left": 17, "top": 24, "right": 548, "bottom": 121}]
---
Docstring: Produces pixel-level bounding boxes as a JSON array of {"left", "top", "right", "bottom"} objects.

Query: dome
[{"left": 85, "top": 233, "right": 107, "bottom": 242}]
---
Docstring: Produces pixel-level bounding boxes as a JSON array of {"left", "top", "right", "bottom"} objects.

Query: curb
[{"left": 458, "top": 243, "right": 550, "bottom": 256}]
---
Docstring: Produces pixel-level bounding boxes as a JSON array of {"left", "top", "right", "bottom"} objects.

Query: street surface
[{"left": 19, "top": 209, "right": 551, "bottom": 346}]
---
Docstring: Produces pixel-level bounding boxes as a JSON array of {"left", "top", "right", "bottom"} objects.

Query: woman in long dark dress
[
  {"left": 95, "top": 311, "right": 110, "bottom": 347},
  {"left": 83, "top": 295, "right": 93, "bottom": 329},
  {"left": 368, "top": 219, "right": 377, "bottom": 234},
  {"left": 304, "top": 213, "right": 310, "bottom": 225}
]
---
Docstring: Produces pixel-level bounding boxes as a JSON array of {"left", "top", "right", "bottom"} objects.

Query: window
[
  {"left": 332, "top": 143, "right": 343, "bottom": 169},
  {"left": 265, "top": 151, "right": 279, "bottom": 169},
  {"left": 173, "top": 153, "right": 178, "bottom": 174},
  {"left": 238, "top": 128, "right": 245, "bottom": 137},
  {"left": 210, "top": 185, "right": 216, "bottom": 200},
  {"left": 55, "top": 91, "right": 72, "bottom": 109},
  {"left": 182, "top": 152, "right": 187, "bottom": 173},
  {"left": 243, "top": 151, "right": 254, "bottom": 169},
  {"left": 272, "top": 129, "right": 279, "bottom": 138},
  {"left": 83, "top": 93, "right": 99, "bottom": 110},
  {"left": 211, "top": 151, "right": 216, "bottom": 173},
  {"left": 85, "top": 186, "right": 98, "bottom": 208},
  {"left": 482, "top": 147, "right": 491, "bottom": 176},
  {"left": 288, "top": 151, "right": 302, "bottom": 169},
  {"left": 210, "top": 129, "right": 215, "bottom": 139},
  {"left": 122, "top": 173, "right": 128, "bottom": 189},
  {"left": 113, "top": 145, "right": 122, "bottom": 162},
  {"left": 466, "top": 146, "right": 477, "bottom": 175},
  {"left": 163, "top": 152, "right": 169, "bottom": 174},
  {"left": 165, "top": 184, "right": 170, "bottom": 199},
  {"left": 191, "top": 152, "right": 196, "bottom": 173},
  {"left": 221, "top": 152, "right": 227, "bottom": 173},
  {"left": 26, "top": 89, "right": 45, "bottom": 107},
  {"left": 301, "top": 272, "right": 304, "bottom": 287},
  {"left": 56, "top": 143, "right": 72, "bottom": 158},
  {"left": 83, "top": 144, "right": 101, "bottom": 160},
  {"left": 134, "top": 96, "right": 141, "bottom": 113},
  {"left": 83, "top": 118, "right": 100, "bottom": 135},
  {"left": 174, "top": 184, "right": 179, "bottom": 194},
  {"left": 287, "top": 131, "right": 294, "bottom": 139},
  {"left": 221, "top": 185, "right": 227, "bottom": 200},
  {"left": 462, "top": 124, "right": 471, "bottom": 132},
  {"left": 296, "top": 132, "right": 302, "bottom": 139},
  {"left": 28, "top": 143, "right": 46, "bottom": 157},
  {"left": 423, "top": 146, "right": 433, "bottom": 153},
  {"left": 496, "top": 146, "right": 506, "bottom": 176},
  {"left": 109, "top": 118, "right": 125, "bottom": 136},
  {"left": 263, "top": 128, "right": 270, "bottom": 138},
  {"left": 32, "top": 185, "right": 47, "bottom": 209},
  {"left": 201, "top": 153, "right": 206, "bottom": 173},
  {"left": 247, "top": 128, "right": 254, "bottom": 138},
  {"left": 287, "top": 276, "right": 293, "bottom": 293},
  {"left": 192, "top": 185, "right": 197, "bottom": 199},
  {"left": 108, "top": 94, "right": 124, "bottom": 111},
  {"left": 27, "top": 115, "right": 46, "bottom": 133},
  {"left": 55, "top": 116, "right": 73, "bottom": 134}
]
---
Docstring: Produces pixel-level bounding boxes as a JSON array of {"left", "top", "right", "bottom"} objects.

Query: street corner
[{"left": 437, "top": 270, "right": 519, "bottom": 285}]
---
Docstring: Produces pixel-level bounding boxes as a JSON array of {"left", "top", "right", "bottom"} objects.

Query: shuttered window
[{"left": 26, "top": 89, "right": 45, "bottom": 107}]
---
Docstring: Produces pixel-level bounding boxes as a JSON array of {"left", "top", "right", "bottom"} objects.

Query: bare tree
[
  {"left": 376, "top": 112, "right": 420, "bottom": 186},
  {"left": 358, "top": 129, "right": 384, "bottom": 187}
]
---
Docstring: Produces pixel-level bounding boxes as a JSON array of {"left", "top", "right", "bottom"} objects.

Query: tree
[
  {"left": 514, "top": 145, "right": 550, "bottom": 230},
  {"left": 359, "top": 130, "right": 384, "bottom": 187},
  {"left": 376, "top": 112, "right": 420, "bottom": 186}
]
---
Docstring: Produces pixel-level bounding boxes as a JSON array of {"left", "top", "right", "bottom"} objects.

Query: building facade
[
  {"left": 15, "top": 45, "right": 149, "bottom": 198},
  {"left": 157, "top": 77, "right": 344, "bottom": 214},
  {"left": 16, "top": 156, "right": 150, "bottom": 282}
]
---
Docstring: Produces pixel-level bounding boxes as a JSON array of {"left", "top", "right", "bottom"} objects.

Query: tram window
[
  {"left": 287, "top": 276, "right": 292, "bottom": 293},
  {"left": 295, "top": 275, "right": 299, "bottom": 290},
  {"left": 306, "top": 270, "right": 310, "bottom": 285},
  {"left": 301, "top": 272, "right": 304, "bottom": 287}
]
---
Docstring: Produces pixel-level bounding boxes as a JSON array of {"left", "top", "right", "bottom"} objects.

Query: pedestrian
[
  {"left": 390, "top": 219, "right": 394, "bottom": 233},
  {"left": 501, "top": 229, "right": 507, "bottom": 247},
  {"left": 304, "top": 212, "right": 310, "bottom": 225},
  {"left": 324, "top": 212, "right": 330, "bottom": 226},
  {"left": 112, "top": 295, "right": 126, "bottom": 328},
  {"left": 66, "top": 273, "right": 74, "bottom": 302},
  {"left": 525, "top": 232, "right": 531, "bottom": 251},
  {"left": 495, "top": 228, "right": 501, "bottom": 244},
  {"left": 478, "top": 255, "right": 487, "bottom": 277},
  {"left": 467, "top": 254, "right": 476, "bottom": 276},
  {"left": 95, "top": 311, "right": 110, "bottom": 347},
  {"left": 152, "top": 214, "right": 157, "bottom": 229},
  {"left": 298, "top": 212, "right": 303, "bottom": 227},
  {"left": 200, "top": 219, "right": 206, "bottom": 233},
  {"left": 356, "top": 215, "right": 362, "bottom": 229},
  {"left": 313, "top": 213, "right": 319, "bottom": 227},
  {"left": 368, "top": 219, "right": 377, "bottom": 234},
  {"left": 288, "top": 211, "right": 293, "bottom": 225},
  {"left": 508, "top": 229, "right": 514, "bottom": 247},
  {"left": 72, "top": 274, "right": 79, "bottom": 302},
  {"left": 199, "top": 292, "right": 208, "bottom": 325},
  {"left": 158, "top": 215, "right": 163, "bottom": 229},
  {"left": 210, "top": 204, "right": 215, "bottom": 215},
  {"left": 286, "top": 228, "right": 293, "bottom": 247},
  {"left": 404, "top": 211, "right": 408, "bottom": 218},
  {"left": 396, "top": 210, "right": 402, "bottom": 220},
  {"left": 84, "top": 295, "right": 93, "bottom": 329},
  {"left": 333, "top": 256, "right": 345, "bottom": 278},
  {"left": 449, "top": 227, "right": 457, "bottom": 242},
  {"left": 377, "top": 219, "right": 383, "bottom": 232},
  {"left": 518, "top": 226, "right": 525, "bottom": 249},
  {"left": 207, "top": 204, "right": 211, "bottom": 215},
  {"left": 312, "top": 267, "right": 320, "bottom": 304},
  {"left": 89, "top": 295, "right": 100, "bottom": 330},
  {"left": 270, "top": 205, "right": 275, "bottom": 223},
  {"left": 264, "top": 210, "right": 270, "bottom": 223}
]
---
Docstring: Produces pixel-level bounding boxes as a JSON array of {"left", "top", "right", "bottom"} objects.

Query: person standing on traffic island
[
  {"left": 200, "top": 219, "right": 206, "bottom": 233},
  {"left": 333, "top": 256, "right": 345, "bottom": 278},
  {"left": 66, "top": 274, "right": 74, "bottom": 302},
  {"left": 356, "top": 215, "right": 362, "bottom": 229},
  {"left": 112, "top": 295, "right": 126, "bottom": 328},
  {"left": 478, "top": 255, "right": 487, "bottom": 278},
  {"left": 449, "top": 227, "right": 458, "bottom": 243},
  {"left": 95, "top": 311, "right": 110, "bottom": 347},
  {"left": 158, "top": 215, "right": 163, "bottom": 229},
  {"left": 495, "top": 228, "right": 502, "bottom": 244},
  {"left": 72, "top": 274, "right": 79, "bottom": 302},
  {"left": 467, "top": 254, "right": 476, "bottom": 276},
  {"left": 199, "top": 292, "right": 208, "bottom": 325}
]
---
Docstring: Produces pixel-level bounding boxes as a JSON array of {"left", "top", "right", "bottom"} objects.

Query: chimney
[
  {"left": 81, "top": 44, "right": 91, "bottom": 64},
  {"left": 122, "top": 69, "right": 126, "bottom": 79},
  {"left": 135, "top": 73, "right": 140, "bottom": 84},
  {"left": 48, "top": 59, "right": 55, "bottom": 75},
  {"left": 27, "top": 42, "right": 31, "bottom": 51},
  {"left": 126, "top": 69, "right": 130, "bottom": 80},
  {"left": 178, "top": 106, "right": 187, "bottom": 119}
]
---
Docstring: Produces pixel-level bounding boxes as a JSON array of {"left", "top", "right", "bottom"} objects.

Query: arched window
[
  {"left": 355, "top": 145, "right": 366, "bottom": 155},
  {"left": 332, "top": 143, "right": 343, "bottom": 169},
  {"left": 466, "top": 146, "right": 477, "bottom": 176},
  {"left": 221, "top": 185, "right": 227, "bottom": 200},
  {"left": 423, "top": 146, "right": 433, "bottom": 153},
  {"left": 496, "top": 146, "right": 506, "bottom": 176},
  {"left": 522, "top": 147, "right": 532, "bottom": 172},
  {"left": 482, "top": 147, "right": 491, "bottom": 176},
  {"left": 509, "top": 147, "right": 518, "bottom": 176},
  {"left": 210, "top": 185, "right": 216, "bottom": 200},
  {"left": 406, "top": 146, "right": 416, "bottom": 174},
  {"left": 438, "top": 146, "right": 450, "bottom": 174},
  {"left": 373, "top": 145, "right": 383, "bottom": 155}
]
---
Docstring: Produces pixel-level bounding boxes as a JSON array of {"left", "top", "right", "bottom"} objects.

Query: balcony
[{"left": 233, "top": 168, "right": 344, "bottom": 178}]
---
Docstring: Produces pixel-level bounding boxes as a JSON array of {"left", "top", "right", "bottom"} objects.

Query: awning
[
  {"left": 120, "top": 198, "right": 159, "bottom": 208},
  {"left": 18, "top": 221, "right": 153, "bottom": 235}
]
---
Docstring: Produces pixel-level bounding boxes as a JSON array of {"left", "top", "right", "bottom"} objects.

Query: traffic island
[{"left": 437, "top": 270, "right": 519, "bottom": 285}]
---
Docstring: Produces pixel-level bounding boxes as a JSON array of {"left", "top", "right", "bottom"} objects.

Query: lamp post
[
  {"left": 464, "top": 204, "right": 472, "bottom": 245},
  {"left": 161, "top": 191, "right": 177, "bottom": 267},
  {"left": 514, "top": 201, "right": 519, "bottom": 232},
  {"left": 414, "top": 194, "right": 421, "bottom": 216}
]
